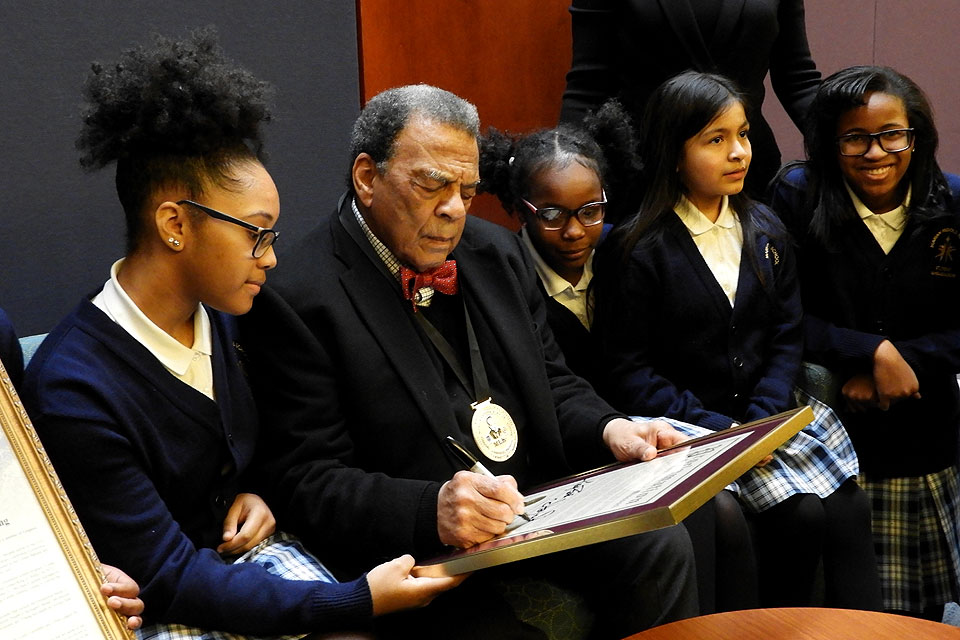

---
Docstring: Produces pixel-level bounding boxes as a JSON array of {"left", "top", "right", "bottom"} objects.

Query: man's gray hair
[{"left": 347, "top": 84, "right": 479, "bottom": 189}]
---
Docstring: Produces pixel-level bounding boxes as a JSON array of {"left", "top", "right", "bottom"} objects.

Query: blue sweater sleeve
[
  {"left": 28, "top": 387, "right": 373, "bottom": 635},
  {"left": 769, "top": 167, "right": 888, "bottom": 371}
]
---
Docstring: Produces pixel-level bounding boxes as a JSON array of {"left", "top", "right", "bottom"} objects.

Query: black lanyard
[{"left": 413, "top": 300, "right": 491, "bottom": 406}]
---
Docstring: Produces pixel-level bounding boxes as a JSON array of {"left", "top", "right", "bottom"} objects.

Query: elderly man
[{"left": 241, "top": 85, "right": 697, "bottom": 638}]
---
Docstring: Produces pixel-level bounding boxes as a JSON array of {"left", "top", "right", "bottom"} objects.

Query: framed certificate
[
  {"left": 0, "top": 360, "right": 133, "bottom": 638},
  {"left": 417, "top": 406, "right": 813, "bottom": 576}
]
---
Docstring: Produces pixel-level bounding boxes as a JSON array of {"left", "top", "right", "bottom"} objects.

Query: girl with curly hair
[
  {"left": 21, "top": 30, "right": 461, "bottom": 639},
  {"left": 478, "top": 102, "right": 760, "bottom": 614},
  {"left": 477, "top": 101, "right": 640, "bottom": 381}
]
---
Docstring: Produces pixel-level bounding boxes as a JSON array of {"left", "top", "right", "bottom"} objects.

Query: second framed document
[{"left": 417, "top": 407, "right": 813, "bottom": 576}]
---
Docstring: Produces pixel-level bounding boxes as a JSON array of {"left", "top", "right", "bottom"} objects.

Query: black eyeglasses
[
  {"left": 521, "top": 191, "right": 607, "bottom": 231},
  {"left": 177, "top": 200, "right": 279, "bottom": 258},
  {"left": 836, "top": 128, "right": 915, "bottom": 157}
]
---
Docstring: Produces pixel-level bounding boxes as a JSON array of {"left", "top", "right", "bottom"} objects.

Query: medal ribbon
[
  {"left": 337, "top": 202, "right": 500, "bottom": 425},
  {"left": 413, "top": 299, "right": 491, "bottom": 406}
]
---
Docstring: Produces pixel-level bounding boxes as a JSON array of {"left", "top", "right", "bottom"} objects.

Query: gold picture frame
[{"left": 0, "top": 358, "right": 133, "bottom": 638}]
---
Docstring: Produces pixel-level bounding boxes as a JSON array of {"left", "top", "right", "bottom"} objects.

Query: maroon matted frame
[{"left": 416, "top": 406, "right": 813, "bottom": 576}]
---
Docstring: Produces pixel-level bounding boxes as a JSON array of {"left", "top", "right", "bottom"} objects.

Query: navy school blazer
[{"left": 596, "top": 204, "right": 802, "bottom": 431}]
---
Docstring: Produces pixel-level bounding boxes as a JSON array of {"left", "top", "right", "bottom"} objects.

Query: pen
[{"left": 444, "top": 435, "right": 533, "bottom": 522}]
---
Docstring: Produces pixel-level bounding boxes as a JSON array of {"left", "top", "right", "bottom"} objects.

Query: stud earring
[{"left": 168, "top": 237, "right": 181, "bottom": 247}]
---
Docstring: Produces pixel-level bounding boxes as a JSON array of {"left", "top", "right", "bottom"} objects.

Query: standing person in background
[
  {"left": 478, "top": 100, "right": 759, "bottom": 614},
  {"left": 771, "top": 65, "right": 960, "bottom": 620},
  {"left": 561, "top": 0, "right": 821, "bottom": 206},
  {"left": 593, "top": 70, "right": 881, "bottom": 610},
  {"left": 21, "top": 31, "right": 462, "bottom": 639}
]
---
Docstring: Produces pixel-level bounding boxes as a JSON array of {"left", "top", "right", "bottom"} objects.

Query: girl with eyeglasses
[
  {"left": 477, "top": 101, "right": 637, "bottom": 382},
  {"left": 479, "top": 101, "right": 762, "bottom": 615},
  {"left": 771, "top": 65, "right": 960, "bottom": 620},
  {"left": 593, "top": 70, "right": 881, "bottom": 609},
  {"left": 21, "top": 30, "right": 462, "bottom": 639}
]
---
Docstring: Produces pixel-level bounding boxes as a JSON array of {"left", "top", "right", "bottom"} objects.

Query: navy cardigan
[
  {"left": 771, "top": 166, "right": 960, "bottom": 477},
  {"left": 596, "top": 204, "right": 801, "bottom": 431},
  {"left": 21, "top": 300, "right": 371, "bottom": 634}
]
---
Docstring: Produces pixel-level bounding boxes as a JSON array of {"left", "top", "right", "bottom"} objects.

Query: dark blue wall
[{"left": 0, "top": 1, "right": 359, "bottom": 334}]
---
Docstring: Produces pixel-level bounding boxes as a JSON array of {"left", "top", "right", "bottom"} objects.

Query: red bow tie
[{"left": 399, "top": 260, "right": 459, "bottom": 311}]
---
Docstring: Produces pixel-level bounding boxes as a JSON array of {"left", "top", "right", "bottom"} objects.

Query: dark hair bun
[
  {"left": 77, "top": 27, "right": 272, "bottom": 168},
  {"left": 478, "top": 127, "right": 516, "bottom": 212}
]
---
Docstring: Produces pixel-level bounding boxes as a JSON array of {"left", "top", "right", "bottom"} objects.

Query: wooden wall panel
[
  {"left": 357, "top": 0, "right": 571, "bottom": 227},
  {"left": 357, "top": 0, "right": 960, "bottom": 224}
]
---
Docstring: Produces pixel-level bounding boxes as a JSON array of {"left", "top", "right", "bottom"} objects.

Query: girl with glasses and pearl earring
[
  {"left": 20, "top": 29, "right": 462, "bottom": 640},
  {"left": 772, "top": 65, "right": 960, "bottom": 621}
]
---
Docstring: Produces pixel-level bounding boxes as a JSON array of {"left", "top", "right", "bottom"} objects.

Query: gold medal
[{"left": 471, "top": 398, "right": 518, "bottom": 462}]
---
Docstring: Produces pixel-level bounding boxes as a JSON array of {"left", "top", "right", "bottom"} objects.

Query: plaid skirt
[
  {"left": 860, "top": 465, "right": 960, "bottom": 613},
  {"left": 136, "top": 532, "right": 337, "bottom": 640},
  {"left": 657, "top": 388, "right": 860, "bottom": 513}
]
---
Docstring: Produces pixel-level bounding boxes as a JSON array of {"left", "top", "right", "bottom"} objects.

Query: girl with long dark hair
[
  {"left": 771, "top": 65, "right": 960, "bottom": 619},
  {"left": 479, "top": 102, "right": 758, "bottom": 614},
  {"left": 594, "top": 70, "right": 881, "bottom": 609}
]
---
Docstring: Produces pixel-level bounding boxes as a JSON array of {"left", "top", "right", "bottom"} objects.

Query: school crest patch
[{"left": 930, "top": 227, "right": 959, "bottom": 277}]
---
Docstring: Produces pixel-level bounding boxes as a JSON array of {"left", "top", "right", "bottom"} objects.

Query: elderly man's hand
[
  {"left": 602, "top": 417, "right": 688, "bottom": 462},
  {"left": 437, "top": 471, "right": 525, "bottom": 548}
]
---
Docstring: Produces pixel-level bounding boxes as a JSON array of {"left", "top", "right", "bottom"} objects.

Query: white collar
[
  {"left": 673, "top": 194, "right": 737, "bottom": 235},
  {"left": 95, "top": 259, "right": 213, "bottom": 375},
  {"left": 520, "top": 227, "right": 594, "bottom": 297},
  {"left": 844, "top": 181, "right": 911, "bottom": 230}
]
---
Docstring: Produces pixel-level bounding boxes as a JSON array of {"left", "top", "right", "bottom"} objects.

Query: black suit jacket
[
  {"left": 241, "top": 196, "right": 621, "bottom": 571},
  {"left": 561, "top": 0, "right": 821, "bottom": 195}
]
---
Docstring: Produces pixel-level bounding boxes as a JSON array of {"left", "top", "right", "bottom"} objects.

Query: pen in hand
[{"left": 444, "top": 436, "right": 532, "bottom": 522}]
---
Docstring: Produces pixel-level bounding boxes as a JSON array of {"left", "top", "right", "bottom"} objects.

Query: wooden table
[{"left": 624, "top": 607, "right": 960, "bottom": 639}]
